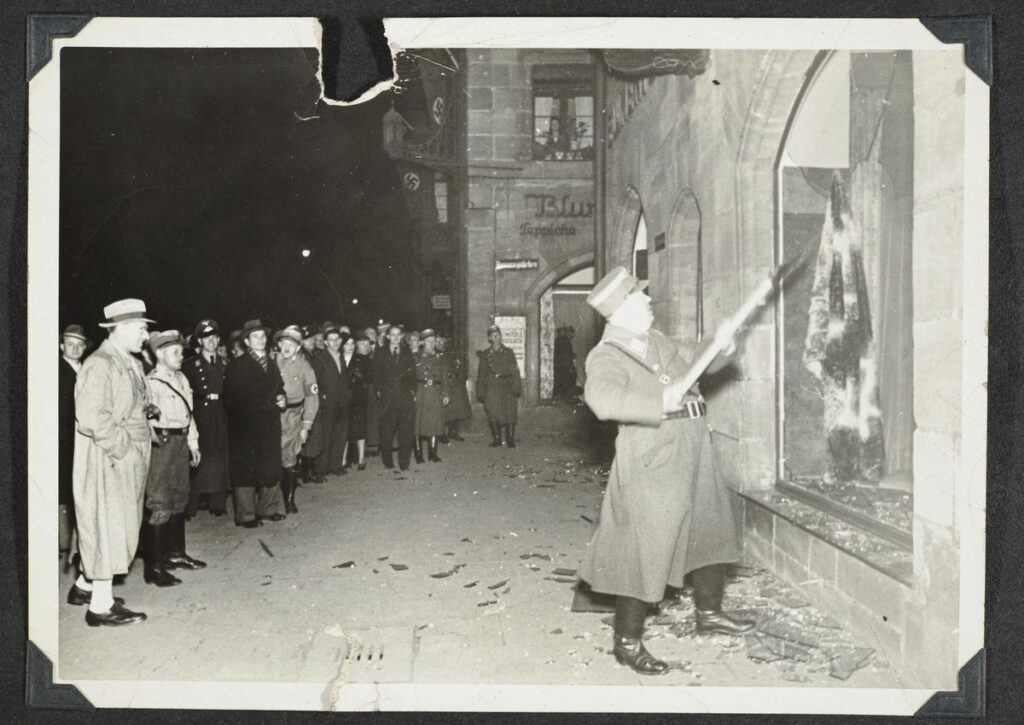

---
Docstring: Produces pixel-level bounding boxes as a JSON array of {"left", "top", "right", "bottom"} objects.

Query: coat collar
[{"left": 602, "top": 324, "right": 650, "bottom": 358}]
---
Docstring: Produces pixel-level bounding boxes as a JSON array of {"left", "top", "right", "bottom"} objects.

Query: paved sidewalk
[{"left": 58, "top": 403, "right": 894, "bottom": 689}]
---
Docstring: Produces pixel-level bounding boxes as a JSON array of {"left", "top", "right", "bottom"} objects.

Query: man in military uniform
[
  {"left": 143, "top": 331, "right": 205, "bottom": 587},
  {"left": 476, "top": 325, "right": 522, "bottom": 447},
  {"left": 297, "top": 325, "right": 325, "bottom": 483},
  {"left": 183, "top": 319, "right": 229, "bottom": 518},
  {"left": 275, "top": 326, "right": 319, "bottom": 513},
  {"left": 70, "top": 299, "right": 153, "bottom": 625},
  {"left": 374, "top": 324, "right": 417, "bottom": 471},
  {"left": 59, "top": 324, "right": 89, "bottom": 555},
  {"left": 578, "top": 267, "right": 754, "bottom": 675},
  {"left": 223, "top": 319, "right": 287, "bottom": 528},
  {"left": 437, "top": 333, "right": 471, "bottom": 443}
]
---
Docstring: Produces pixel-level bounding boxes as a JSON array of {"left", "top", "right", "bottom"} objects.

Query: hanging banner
[
  {"left": 493, "top": 315, "right": 527, "bottom": 378},
  {"left": 601, "top": 49, "right": 710, "bottom": 78}
]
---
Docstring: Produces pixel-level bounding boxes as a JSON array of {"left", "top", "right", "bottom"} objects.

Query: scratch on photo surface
[{"left": 325, "top": 627, "right": 361, "bottom": 711}]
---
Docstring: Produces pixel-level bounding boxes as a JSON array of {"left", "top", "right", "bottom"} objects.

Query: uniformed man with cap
[
  {"left": 476, "top": 324, "right": 522, "bottom": 447},
  {"left": 296, "top": 324, "right": 326, "bottom": 483},
  {"left": 576, "top": 266, "right": 754, "bottom": 675},
  {"left": 183, "top": 319, "right": 230, "bottom": 518},
  {"left": 70, "top": 299, "right": 154, "bottom": 625},
  {"left": 275, "top": 325, "right": 320, "bottom": 513},
  {"left": 59, "top": 324, "right": 90, "bottom": 555},
  {"left": 223, "top": 319, "right": 288, "bottom": 527},
  {"left": 142, "top": 330, "right": 205, "bottom": 587}
]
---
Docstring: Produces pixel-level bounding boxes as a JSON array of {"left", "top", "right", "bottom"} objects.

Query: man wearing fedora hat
[
  {"left": 274, "top": 325, "right": 319, "bottom": 513},
  {"left": 143, "top": 330, "right": 205, "bottom": 587},
  {"left": 223, "top": 319, "right": 288, "bottom": 527},
  {"left": 70, "top": 299, "right": 154, "bottom": 625},
  {"left": 576, "top": 266, "right": 754, "bottom": 675},
  {"left": 183, "top": 319, "right": 230, "bottom": 518},
  {"left": 59, "top": 324, "right": 90, "bottom": 556},
  {"left": 311, "top": 325, "right": 353, "bottom": 477}
]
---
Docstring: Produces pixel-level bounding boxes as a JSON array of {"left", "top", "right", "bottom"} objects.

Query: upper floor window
[{"left": 532, "top": 65, "right": 594, "bottom": 161}]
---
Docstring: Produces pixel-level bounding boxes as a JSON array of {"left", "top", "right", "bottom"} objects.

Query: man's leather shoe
[
  {"left": 694, "top": 609, "right": 756, "bottom": 636},
  {"left": 66, "top": 584, "right": 124, "bottom": 607},
  {"left": 143, "top": 567, "right": 181, "bottom": 587},
  {"left": 236, "top": 519, "right": 262, "bottom": 528},
  {"left": 260, "top": 513, "right": 286, "bottom": 522},
  {"left": 612, "top": 635, "right": 669, "bottom": 675},
  {"left": 165, "top": 552, "right": 207, "bottom": 570},
  {"left": 85, "top": 602, "right": 147, "bottom": 627}
]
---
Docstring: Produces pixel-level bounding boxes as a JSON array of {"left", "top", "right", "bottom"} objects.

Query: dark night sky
[{"left": 59, "top": 47, "right": 420, "bottom": 336}]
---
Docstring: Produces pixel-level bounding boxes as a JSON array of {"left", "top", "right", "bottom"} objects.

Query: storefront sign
[
  {"left": 519, "top": 193, "right": 595, "bottom": 240},
  {"left": 496, "top": 258, "right": 540, "bottom": 271},
  {"left": 493, "top": 315, "right": 527, "bottom": 378},
  {"left": 430, "top": 294, "right": 451, "bottom": 310}
]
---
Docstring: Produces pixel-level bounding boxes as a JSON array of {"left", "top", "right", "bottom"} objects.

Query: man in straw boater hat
[
  {"left": 68, "top": 299, "right": 155, "bottom": 625},
  {"left": 274, "top": 325, "right": 319, "bottom": 513},
  {"left": 142, "top": 330, "right": 205, "bottom": 587},
  {"left": 576, "top": 266, "right": 754, "bottom": 674},
  {"left": 223, "top": 319, "right": 287, "bottom": 527},
  {"left": 58, "top": 324, "right": 89, "bottom": 557}
]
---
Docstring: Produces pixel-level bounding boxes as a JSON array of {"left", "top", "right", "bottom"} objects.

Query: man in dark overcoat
[
  {"left": 437, "top": 334, "right": 471, "bottom": 442},
  {"left": 59, "top": 324, "right": 89, "bottom": 554},
  {"left": 183, "top": 319, "right": 230, "bottom": 517},
  {"left": 476, "top": 325, "right": 522, "bottom": 447},
  {"left": 311, "top": 326, "right": 352, "bottom": 477},
  {"left": 578, "top": 266, "right": 754, "bottom": 675},
  {"left": 373, "top": 324, "right": 417, "bottom": 471},
  {"left": 223, "top": 319, "right": 286, "bottom": 528}
]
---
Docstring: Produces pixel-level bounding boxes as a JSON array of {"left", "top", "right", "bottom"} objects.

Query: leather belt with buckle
[
  {"left": 663, "top": 400, "right": 707, "bottom": 420},
  {"left": 153, "top": 427, "right": 188, "bottom": 436},
  {"left": 284, "top": 400, "right": 304, "bottom": 409}
]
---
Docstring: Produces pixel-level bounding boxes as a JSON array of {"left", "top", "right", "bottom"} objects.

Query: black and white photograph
[{"left": 26, "top": 16, "right": 988, "bottom": 713}]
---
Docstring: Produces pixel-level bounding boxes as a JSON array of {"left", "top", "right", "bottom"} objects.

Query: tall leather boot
[
  {"left": 428, "top": 438, "right": 441, "bottom": 462},
  {"left": 691, "top": 564, "right": 755, "bottom": 635},
  {"left": 142, "top": 521, "right": 181, "bottom": 587},
  {"left": 414, "top": 436, "right": 425, "bottom": 464},
  {"left": 165, "top": 513, "right": 206, "bottom": 570},
  {"left": 488, "top": 423, "right": 502, "bottom": 447},
  {"left": 612, "top": 596, "right": 668, "bottom": 675},
  {"left": 286, "top": 468, "right": 299, "bottom": 513},
  {"left": 506, "top": 424, "right": 517, "bottom": 448}
]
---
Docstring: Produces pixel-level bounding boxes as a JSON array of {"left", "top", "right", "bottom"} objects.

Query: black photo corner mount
[
  {"left": 919, "top": 15, "right": 993, "bottom": 86},
  {"left": 26, "top": 14, "right": 94, "bottom": 81},
  {"left": 25, "top": 641, "right": 94, "bottom": 710},
  {"left": 915, "top": 649, "right": 986, "bottom": 719}
]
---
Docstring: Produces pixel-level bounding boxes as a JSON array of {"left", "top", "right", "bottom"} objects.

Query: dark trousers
[
  {"left": 186, "top": 489, "right": 227, "bottom": 515},
  {"left": 233, "top": 486, "right": 281, "bottom": 524},
  {"left": 145, "top": 435, "right": 190, "bottom": 525},
  {"left": 378, "top": 391, "right": 415, "bottom": 470},
  {"left": 314, "top": 404, "right": 349, "bottom": 474}
]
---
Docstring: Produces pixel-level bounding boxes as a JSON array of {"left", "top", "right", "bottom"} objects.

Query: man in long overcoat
[
  {"left": 476, "top": 325, "right": 522, "bottom": 447},
  {"left": 437, "top": 334, "right": 471, "bottom": 442},
  {"left": 223, "top": 319, "right": 286, "bottom": 528},
  {"left": 578, "top": 267, "right": 754, "bottom": 675},
  {"left": 183, "top": 319, "right": 229, "bottom": 517},
  {"left": 311, "top": 326, "right": 352, "bottom": 477},
  {"left": 374, "top": 324, "right": 417, "bottom": 471},
  {"left": 70, "top": 298, "right": 155, "bottom": 626}
]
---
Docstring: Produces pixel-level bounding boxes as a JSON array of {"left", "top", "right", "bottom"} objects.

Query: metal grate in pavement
[{"left": 342, "top": 626, "right": 416, "bottom": 683}]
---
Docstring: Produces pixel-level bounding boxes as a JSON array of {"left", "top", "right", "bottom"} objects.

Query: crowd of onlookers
[{"left": 58, "top": 299, "right": 523, "bottom": 626}]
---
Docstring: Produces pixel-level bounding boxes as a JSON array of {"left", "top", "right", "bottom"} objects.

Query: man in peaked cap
[
  {"left": 476, "top": 324, "right": 522, "bottom": 447},
  {"left": 70, "top": 299, "right": 154, "bottom": 625},
  {"left": 142, "top": 331, "right": 205, "bottom": 588},
  {"left": 59, "top": 324, "right": 89, "bottom": 556},
  {"left": 274, "top": 326, "right": 319, "bottom": 512},
  {"left": 183, "top": 319, "right": 230, "bottom": 519},
  {"left": 222, "top": 319, "right": 287, "bottom": 527},
  {"left": 575, "top": 266, "right": 753, "bottom": 675}
]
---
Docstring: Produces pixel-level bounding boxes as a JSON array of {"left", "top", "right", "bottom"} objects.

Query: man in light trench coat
[
  {"left": 68, "top": 299, "right": 155, "bottom": 626},
  {"left": 579, "top": 267, "right": 755, "bottom": 674}
]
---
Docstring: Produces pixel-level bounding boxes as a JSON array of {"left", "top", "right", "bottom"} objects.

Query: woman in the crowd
[
  {"left": 343, "top": 332, "right": 373, "bottom": 470},
  {"left": 413, "top": 329, "right": 449, "bottom": 463}
]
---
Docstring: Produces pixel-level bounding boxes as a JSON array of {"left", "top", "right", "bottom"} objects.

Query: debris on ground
[
  {"left": 487, "top": 579, "right": 509, "bottom": 590},
  {"left": 389, "top": 563, "right": 409, "bottom": 571},
  {"left": 257, "top": 539, "right": 274, "bottom": 557},
  {"left": 332, "top": 561, "right": 356, "bottom": 569},
  {"left": 552, "top": 568, "right": 577, "bottom": 577},
  {"left": 430, "top": 564, "right": 467, "bottom": 579},
  {"left": 463, "top": 581, "right": 478, "bottom": 588}
]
